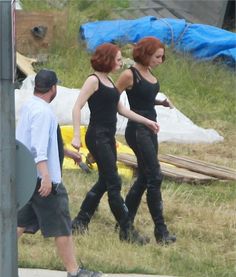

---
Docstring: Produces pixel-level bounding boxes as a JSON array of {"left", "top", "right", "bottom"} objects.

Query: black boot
[
  {"left": 72, "top": 216, "right": 89, "bottom": 235},
  {"left": 114, "top": 222, "right": 150, "bottom": 245},
  {"left": 147, "top": 188, "right": 176, "bottom": 245},
  {"left": 107, "top": 184, "right": 149, "bottom": 245},
  {"left": 154, "top": 227, "right": 176, "bottom": 245},
  {"left": 72, "top": 190, "right": 102, "bottom": 234},
  {"left": 151, "top": 202, "right": 176, "bottom": 245},
  {"left": 119, "top": 222, "right": 149, "bottom": 245}
]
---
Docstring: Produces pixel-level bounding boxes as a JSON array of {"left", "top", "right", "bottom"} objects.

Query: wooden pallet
[{"left": 117, "top": 153, "right": 236, "bottom": 184}]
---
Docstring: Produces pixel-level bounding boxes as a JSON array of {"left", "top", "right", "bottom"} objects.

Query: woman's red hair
[
  {"left": 133, "top": 37, "right": 165, "bottom": 66},
  {"left": 91, "top": 43, "right": 120, "bottom": 73}
]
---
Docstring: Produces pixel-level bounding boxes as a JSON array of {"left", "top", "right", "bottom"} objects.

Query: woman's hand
[
  {"left": 161, "top": 98, "right": 174, "bottom": 108},
  {"left": 146, "top": 120, "right": 160, "bottom": 133},
  {"left": 71, "top": 136, "right": 81, "bottom": 151},
  {"left": 155, "top": 98, "right": 174, "bottom": 108},
  {"left": 64, "top": 148, "right": 82, "bottom": 165}
]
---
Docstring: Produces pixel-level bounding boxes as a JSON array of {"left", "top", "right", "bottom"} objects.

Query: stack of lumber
[{"left": 117, "top": 153, "right": 236, "bottom": 184}]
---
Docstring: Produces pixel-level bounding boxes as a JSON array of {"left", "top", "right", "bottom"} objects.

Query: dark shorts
[{"left": 17, "top": 182, "right": 72, "bottom": 238}]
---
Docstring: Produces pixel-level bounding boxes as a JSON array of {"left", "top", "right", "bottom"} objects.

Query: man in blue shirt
[{"left": 16, "top": 69, "right": 101, "bottom": 277}]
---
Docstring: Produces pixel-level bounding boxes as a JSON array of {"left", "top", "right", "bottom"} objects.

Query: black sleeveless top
[
  {"left": 88, "top": 74, "right": 120, "bottom": 128},
  {"left": 126, "top": 67, "right": 160, "bottom": 121}
]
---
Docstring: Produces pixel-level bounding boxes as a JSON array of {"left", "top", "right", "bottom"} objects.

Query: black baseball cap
[{"left": 34, "top": 69, "right": 59, "bottom": 92}]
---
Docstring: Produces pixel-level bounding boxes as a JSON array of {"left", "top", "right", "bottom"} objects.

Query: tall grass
[
  {"left": 157, "top": 51, "right": 236, "bottom": 126},
  {"left": 18, "top": 1, "right": 236, "bottom": 276},
  {"left": 18, "top": 171, "right": 236, "bottom": 276}
]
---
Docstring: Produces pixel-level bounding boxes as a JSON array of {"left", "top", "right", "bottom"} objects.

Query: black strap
[
  {"left": 57, "top": 125, "right": 64, "bottom": 170},
  {"left": 89, "top": 73, "right": 116, "bottom": 88}
]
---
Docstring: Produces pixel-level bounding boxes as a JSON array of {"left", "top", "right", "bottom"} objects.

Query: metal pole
[{"left": 0, "top": 0, "right": 17, "bottom": 276}]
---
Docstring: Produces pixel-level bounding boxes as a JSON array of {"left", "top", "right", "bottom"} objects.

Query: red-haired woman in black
[{"left": 116, "top": 37, "right": 176, "bottom": 244}]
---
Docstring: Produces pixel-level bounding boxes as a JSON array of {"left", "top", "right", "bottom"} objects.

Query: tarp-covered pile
[{"left": 80, "top": 16, "right": 236, "bottom": 68}]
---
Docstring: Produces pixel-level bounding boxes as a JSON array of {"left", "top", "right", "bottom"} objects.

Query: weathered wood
[
  {"left": 142, "top": 9, "right": 161, "bottom": 18},
  {"left": 160, "top": 163, "right": 217, "bottom": 184},
  {"left": 117, "top": 153, "right": 217, "bottom": 184},
  {"left": 159, "top": 154, "right": 236, "bottom": 181},
  {"left": 16, "top": 52, "right": 36, "bottom": 76}
]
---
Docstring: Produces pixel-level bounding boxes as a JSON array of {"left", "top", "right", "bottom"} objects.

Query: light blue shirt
[{"left": 16, "top": 95, "right": 61, "bottom": 183}]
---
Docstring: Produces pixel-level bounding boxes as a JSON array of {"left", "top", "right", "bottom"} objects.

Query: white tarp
[{"left": 15, "top": 75, "right": 223, "bottom": 144}]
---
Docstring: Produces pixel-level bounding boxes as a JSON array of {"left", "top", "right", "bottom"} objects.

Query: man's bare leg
[{"left": 55, "top": 235, "right": 78, "bottom": 273}]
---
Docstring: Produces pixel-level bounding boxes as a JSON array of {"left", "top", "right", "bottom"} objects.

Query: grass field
[{"left": 18, "top": 1, "right": 236, "bottom": 276}]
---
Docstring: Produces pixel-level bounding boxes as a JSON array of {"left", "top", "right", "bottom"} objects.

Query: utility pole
[{"left": 0, "top": 0, "right": 18, "bottom": 276}]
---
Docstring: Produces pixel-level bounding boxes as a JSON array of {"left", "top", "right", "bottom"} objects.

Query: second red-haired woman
[
  {"left": 71, "top": 43, "right": 159, "bottom": 244},
  {"left": 116, "top": 37, "right": 176, "bottom": 244}
]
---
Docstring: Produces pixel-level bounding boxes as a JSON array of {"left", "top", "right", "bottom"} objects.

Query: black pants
[
  {"left": 125, "top": 122, "right": 167, "bottom": 233},
  {"left": 76, "top": 125, "right": 129, "bottom": 229}
]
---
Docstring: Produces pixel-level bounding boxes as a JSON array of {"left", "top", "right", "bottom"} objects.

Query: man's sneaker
[
  {"left": 155, "top": 230, "right": 176, "bottom": 245},
  {"left": 72, "top": 218, "right": 89, "bottom": 235},
  {"left": 68, "top": 267, "right": 102, "bottom": 277}
]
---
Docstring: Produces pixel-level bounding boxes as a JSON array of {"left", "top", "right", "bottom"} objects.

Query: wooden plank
[
  {"left": 16, "top": 52, "right": 36, "bottom": 76},
  {"left": 159, "top": 154, "right": 236, "bottom": 181},
  {"left": 117, "top": 153, "right": 217, "bottom": 184},
  {"left": 160, "top": 163, "right": 217, "bottom": 184}
]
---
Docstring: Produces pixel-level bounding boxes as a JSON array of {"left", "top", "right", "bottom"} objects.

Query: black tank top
[
  {"left": 126, "top": 67, "right": 160, "bottom": 121},
  {"left": 88, "top": 74, "right": 120, "bottom": 127}
]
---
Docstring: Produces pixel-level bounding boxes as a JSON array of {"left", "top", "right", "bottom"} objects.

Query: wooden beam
[
  {"left": 117, "top": 153, "right": 217, "bottom": 184},
  {"left": 159, "top": 154, "right": 236, "bottom": 181},
  {"left": 16, "top": 52, "right": 36, "bottom": 76}
]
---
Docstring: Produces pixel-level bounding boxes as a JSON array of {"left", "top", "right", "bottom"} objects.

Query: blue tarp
[{"left": 80, "top": 16, "right": 236, "bottom": 68}]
